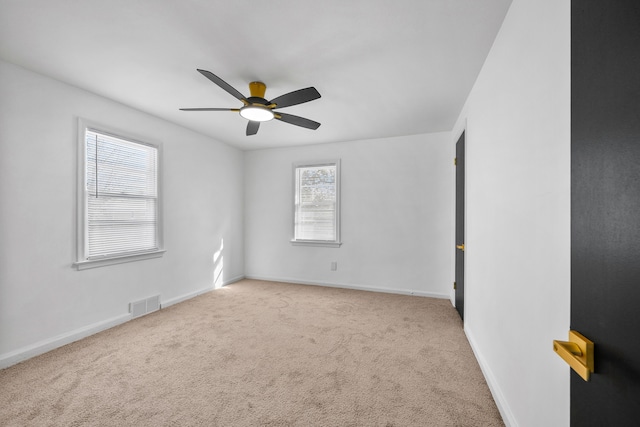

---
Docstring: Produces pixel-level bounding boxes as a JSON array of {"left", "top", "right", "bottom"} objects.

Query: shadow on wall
[{"left": 213, "top": 239, "right": 224, "bottom": 289}]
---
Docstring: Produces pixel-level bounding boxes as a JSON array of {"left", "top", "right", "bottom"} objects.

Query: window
[
  {"left": 74, "top": 120, "right": 164, "bottom": 270},
  {"left": 292, "top": 160, "right": 341, "bottom": 247}
]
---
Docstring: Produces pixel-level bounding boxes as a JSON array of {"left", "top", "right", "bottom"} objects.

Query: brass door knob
[{"left": 456, "top": 244, "right": 465, "bottom": 251}]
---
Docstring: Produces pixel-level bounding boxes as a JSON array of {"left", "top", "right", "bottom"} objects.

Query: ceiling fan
[{"left": 180, "top": 69, "right": 321, "bottom": 136}]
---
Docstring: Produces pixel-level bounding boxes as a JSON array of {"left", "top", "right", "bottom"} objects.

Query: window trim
[
  {"left": 290, "top": 159, "right": 342, "bottom": 248},
  {"left": 73, "top": 118, "right": 165, "bottom": 270}
]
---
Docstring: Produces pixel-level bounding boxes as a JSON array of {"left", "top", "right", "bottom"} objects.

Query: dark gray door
[
  {"left": 571, "top": 1, "right": 640, "bottom": 424},
  {"left": 455, "top": 132, "right": 465, "bottom": 320}
]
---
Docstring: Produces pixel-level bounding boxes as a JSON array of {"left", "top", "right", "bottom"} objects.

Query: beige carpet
[{"left": 0, "top": 279, "right": 503, "bottom": 426}]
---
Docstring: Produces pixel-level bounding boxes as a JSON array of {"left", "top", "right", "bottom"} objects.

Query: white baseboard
[
  {"left": 243, "top": 275, "right": 450, "bottom": 299},
  {"left": 161, "top": 286, "right": 214, "bottom": 308},
  {"left": 0, "top": 276, "right": 247, "bottom": 370},
  {"left": 0, "top": 313, "right": 131, "bottom": 370},
  {"left": 465, "top": 326, "right": 517, "bottom": 427},
  {"left": 1, "top": 274, "right": 438, "bottom": 370},
  {"left": 161, "top": 275, "right": 245, "bottom": 308},
  {"left": 222, "top": 274, "right": 246, "bottom": 286}
]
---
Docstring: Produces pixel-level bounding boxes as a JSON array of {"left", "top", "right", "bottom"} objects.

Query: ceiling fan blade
[
  {"left": 197, "top": 69, "right": 247, "bottom": 102},
  {"left": 275, "top": 112, "right": 321, "bottom": 130},
  {"left": 246, "top": 121, "right": 260, "bottom": 136},
  {"left": 269, "top": 87, "right": 321, "bottom": 109},
  {"left": 179, "top": 108, "right": 238, "bottom": 111}
]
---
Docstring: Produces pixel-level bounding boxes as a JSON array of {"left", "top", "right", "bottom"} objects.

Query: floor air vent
[{"left": 130, "top": 295, "right": 161, "bottom": 319}]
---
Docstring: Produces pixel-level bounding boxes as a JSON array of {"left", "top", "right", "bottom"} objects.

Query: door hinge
[
  {"left": 454, "top": 157, "right": 457, "bottom": 166},
  {"left": 453, "top": 281, "right": 457, "bottom": 290}
]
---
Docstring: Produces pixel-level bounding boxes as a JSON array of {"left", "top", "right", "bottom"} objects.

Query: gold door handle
[
  {"left": 553, "top": 330, "right": 594, "bottom": 381},
  {"left": 456, "top": 244, "right": 465, "bottom": 251}
]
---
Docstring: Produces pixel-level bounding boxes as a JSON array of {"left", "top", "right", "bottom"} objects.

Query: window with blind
[
  {"left": 292, "top": 160, "right": 341, "bottom": 247},
  {"left": 74, "top": 120, "right": 164, "bottom": 270}
]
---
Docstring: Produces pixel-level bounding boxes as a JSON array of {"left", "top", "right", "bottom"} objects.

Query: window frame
[
  {"left": 291, "top": 159, "right": 342, "bottom": 248},
  {"left": 73, "top": 119, "right": 165, "bottom": 270}
]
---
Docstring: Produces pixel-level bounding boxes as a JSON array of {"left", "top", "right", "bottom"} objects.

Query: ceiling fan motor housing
[{"left": 246, "top": 96, "right": 270, "bottom": 106}]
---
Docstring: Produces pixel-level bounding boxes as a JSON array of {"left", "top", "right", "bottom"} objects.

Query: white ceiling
[{"left": 0, "top": 0, "right": 512, "bottom": 150}]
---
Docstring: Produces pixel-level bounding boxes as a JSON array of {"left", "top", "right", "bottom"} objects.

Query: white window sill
[
  {"left": 290, "top": 240, "right": 342, "bottom": 248},
  {"left": 73, "top": 250, "right": 166, "bottom": 270}
]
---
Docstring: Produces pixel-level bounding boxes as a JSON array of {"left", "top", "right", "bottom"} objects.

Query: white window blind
[
  {"left": 84, "top": 129, "right": 158, "bottom": 259},
  {"left": 293, "top": 161, "right": 341, "bottom": 245}
]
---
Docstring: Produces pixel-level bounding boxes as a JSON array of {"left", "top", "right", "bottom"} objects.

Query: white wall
[
  {"left": 0, "top": 60, "right": 244, "bottom": 367},
  {"left": 244, "top": 133, "right": 453, "bottom": 298},
  {"left": 451, "top": 0, "right": 571, "bottom": 426}
]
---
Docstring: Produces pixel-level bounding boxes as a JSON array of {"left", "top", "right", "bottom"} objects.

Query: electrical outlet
[{"left": 331, "top": 261, "right": 337, "bottom": 271}]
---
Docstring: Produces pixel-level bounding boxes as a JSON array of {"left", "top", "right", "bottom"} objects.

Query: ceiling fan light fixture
[
  {"left": 181, "top": 70, "right": 321, "bottom": 135},
  {"left": 240, "top": 105, "right": 274, "bottom": 122}
]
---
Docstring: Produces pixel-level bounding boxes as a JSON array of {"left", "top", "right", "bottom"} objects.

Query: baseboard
[
  {"left": 0, "top": 276, "right": 248, "bottom": 370},
  {"left": 161, "top": 286, "right": 215, "bottom": 308},
  {"left": 161, "top": 275, "right": 245, "bottom": 308},
  {"left": 223, "top": 274, "right": 246, "bottom": 286},
  {"left": 465, "top": 326, "right": 517, "bottom": 427},
  {"left": 243, "top": 275, "right": 450, "bottom": 299},
  {"left": 0, "top": 313, "right": 131, "bottom": 370}
]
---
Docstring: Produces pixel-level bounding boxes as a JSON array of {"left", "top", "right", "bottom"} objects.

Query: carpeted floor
[{"left": 0, "top": 279, "right": 503, "bottom": 426}]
